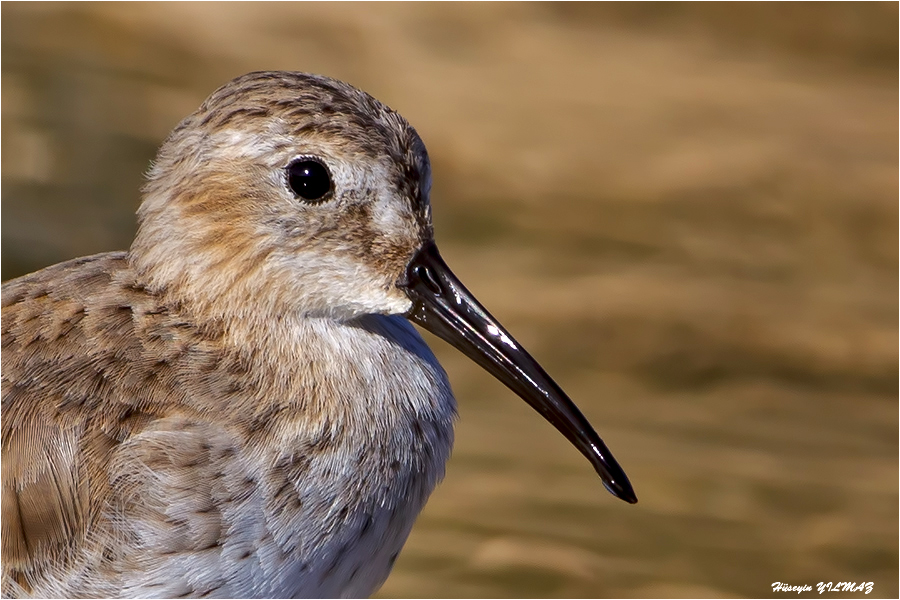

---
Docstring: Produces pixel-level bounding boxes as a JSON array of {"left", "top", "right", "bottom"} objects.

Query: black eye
[{"left": 287, "top": 159, "right": 332, "bottom": 202}]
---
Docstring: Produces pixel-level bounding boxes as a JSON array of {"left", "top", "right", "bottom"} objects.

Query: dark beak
[{"left": 399, "top": 242, "right": 637, "bottom": 504}]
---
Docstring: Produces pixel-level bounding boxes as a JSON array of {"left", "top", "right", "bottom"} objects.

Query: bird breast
[
  {"left": 2, "top": 253, "right": 456, "bottom": 598},
  {"left": 117, "top": 314, "right": 458, "bottom": 598}
]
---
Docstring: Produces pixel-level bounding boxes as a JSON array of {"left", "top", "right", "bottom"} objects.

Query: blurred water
[{"left": 2, "top": 4, "right": 897, "bottom": 597}]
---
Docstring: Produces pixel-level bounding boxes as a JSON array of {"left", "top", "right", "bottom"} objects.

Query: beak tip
[{"left": 603, "top": 479, "right": 638, "bottom": 504}]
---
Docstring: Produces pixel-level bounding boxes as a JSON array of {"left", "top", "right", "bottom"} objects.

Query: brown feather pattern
[{"left": 2, "top": 72, "right": 455, "bottom": 598}]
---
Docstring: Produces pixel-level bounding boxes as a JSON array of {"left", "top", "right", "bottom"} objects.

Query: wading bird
[{"left": 2, "top": 71, "right": 635, "bottom": 598}]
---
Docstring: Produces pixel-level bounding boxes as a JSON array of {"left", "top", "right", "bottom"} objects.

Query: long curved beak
[{"left": 399, "top": 242, "right": 636, "bottom": 504}]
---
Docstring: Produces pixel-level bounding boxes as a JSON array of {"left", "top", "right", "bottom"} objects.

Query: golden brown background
[{"left": 2, "top": 2, "right": 897, "bottom": 598}]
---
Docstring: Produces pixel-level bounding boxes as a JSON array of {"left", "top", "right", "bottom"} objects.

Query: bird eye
[{"left": 286, "top": 158, "right": 333, "bottom": 202}]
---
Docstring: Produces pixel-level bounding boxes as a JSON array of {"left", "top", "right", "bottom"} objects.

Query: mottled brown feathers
[
  {"left": 2, "top": 71, "right": 455, "bottom": 597},
  {"left": 2, "top": 250, "right": 451, "bottom": 597}
]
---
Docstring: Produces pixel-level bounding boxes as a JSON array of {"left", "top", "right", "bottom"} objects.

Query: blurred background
[{"left": 2, "top": 2, "right": 897, "bottom": 597}]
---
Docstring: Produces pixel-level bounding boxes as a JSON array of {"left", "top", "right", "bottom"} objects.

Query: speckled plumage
[{"left": 2, "top": 72, "right": 455, "bottom": 598}]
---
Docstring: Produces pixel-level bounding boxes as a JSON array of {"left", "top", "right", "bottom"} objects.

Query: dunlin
[{"left": 2, "top": 71, "right": 635, "bottom": 598}]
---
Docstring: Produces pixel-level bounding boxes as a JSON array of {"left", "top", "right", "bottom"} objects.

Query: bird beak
[{"left": 399, "top": 242, "right": 637, "bottom": 504}]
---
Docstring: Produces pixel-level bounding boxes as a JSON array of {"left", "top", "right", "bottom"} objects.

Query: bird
[{"left": 1, "top": 71, "right": 636, "bottom": 598}]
